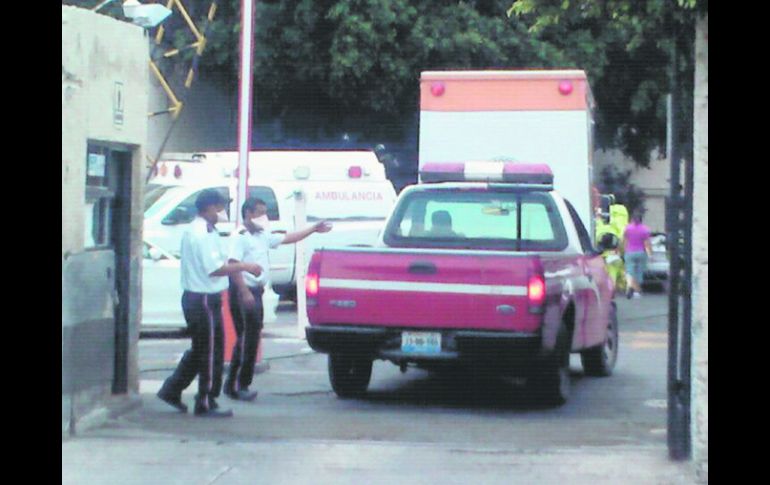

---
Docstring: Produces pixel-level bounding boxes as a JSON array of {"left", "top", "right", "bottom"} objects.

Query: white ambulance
[
  {"left": 142, "top": 149, "right": 398, "bottom": 331},
  {"left": 418, "top": 70, "right": 598, "bottom": 235}
]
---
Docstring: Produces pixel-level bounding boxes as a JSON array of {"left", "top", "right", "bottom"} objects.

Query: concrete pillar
[{"left": 691, "top": 12, "right": 708, "bottom": 483}]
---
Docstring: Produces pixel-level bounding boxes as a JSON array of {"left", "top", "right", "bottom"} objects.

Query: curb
[{"left": 252, "top": 361, "right": 271, "bottom": 375}]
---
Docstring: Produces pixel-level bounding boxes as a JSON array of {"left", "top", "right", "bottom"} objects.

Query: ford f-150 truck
[{"left": 305, "top": 162, "right": 619, "bottom": 405}]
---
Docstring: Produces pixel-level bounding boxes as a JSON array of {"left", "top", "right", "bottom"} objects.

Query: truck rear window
[{"left": 384, "top": 189, "right": 568, "bottom": 251}]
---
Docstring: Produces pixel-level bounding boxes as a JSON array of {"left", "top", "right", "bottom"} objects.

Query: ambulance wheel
[
  {"left": 581, "top": 302, "right": 619, "bottom": 377},
  {"left": 530, "top": 323, "right": 571, "bottom": 406},
  {"left": 329, "top": 353, "right": 372, "bottom": 398}
]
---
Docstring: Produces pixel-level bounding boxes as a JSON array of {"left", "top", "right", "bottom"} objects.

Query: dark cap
[{"left": 195, "top": 189, "right": 229, "bottom": 212}]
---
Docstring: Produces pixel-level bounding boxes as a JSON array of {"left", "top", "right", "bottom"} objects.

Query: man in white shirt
[
  {"left": 157, "top": 189, "right": 263, "bottom": 418},
  {"left": 224, "top": 197, "right": 331, "bottom": 401}
]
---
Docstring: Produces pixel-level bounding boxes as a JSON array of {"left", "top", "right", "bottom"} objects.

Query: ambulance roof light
[{"left": 348, "top": 166, "right": 363, "bottom": 178}]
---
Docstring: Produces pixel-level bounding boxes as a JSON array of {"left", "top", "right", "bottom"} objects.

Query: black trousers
[
  {"left": 161, "top": 291, "right": 224, "bottom": 410},
  {"left": 225, "top": 284, "right": 264, "bottom": 392}
]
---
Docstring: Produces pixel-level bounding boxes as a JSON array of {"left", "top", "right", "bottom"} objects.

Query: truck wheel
[
  {"left": 531, "top": 323, "right": 571, "bottom": 406},
  {"left": 581, "top": 302, "right": 619, "bottom": 377},
  {"left": 328, "top": 353, "right": 373, "bottom": 398}
]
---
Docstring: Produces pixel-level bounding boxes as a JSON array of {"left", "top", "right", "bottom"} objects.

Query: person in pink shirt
[{"left": 623, "top": 210, "right": 652, "bottom": 299}]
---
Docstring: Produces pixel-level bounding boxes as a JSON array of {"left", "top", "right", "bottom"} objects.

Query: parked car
[{"left": 643, "top": 233, "right": 670, "bottom": 292}]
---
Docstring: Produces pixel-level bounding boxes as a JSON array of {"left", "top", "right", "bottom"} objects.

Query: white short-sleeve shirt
[
  {"left": 228, "top": 227, "right": 285, "bottom": 288},
  {"left": 180, "top": 217, "right": 229, "bottom": 293}
]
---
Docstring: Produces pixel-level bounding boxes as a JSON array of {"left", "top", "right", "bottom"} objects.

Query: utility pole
[{"left": 236, "top": 0, "right": 256, "bottom": 224}]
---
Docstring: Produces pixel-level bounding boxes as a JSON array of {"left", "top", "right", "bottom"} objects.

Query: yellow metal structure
[
  {"left": 149, "top": 1, "right": 217, "bottom": 118},
  {"left": 146, "top": 1, "right": 217, "bottom": 178}
]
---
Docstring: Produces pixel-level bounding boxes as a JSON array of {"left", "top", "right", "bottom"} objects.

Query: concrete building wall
[
  {"left": 62, "top": 5, "right": 148, "bottom": 436},
  {"left": 691, "top": 12, "right": 708, "bottom": 483}
]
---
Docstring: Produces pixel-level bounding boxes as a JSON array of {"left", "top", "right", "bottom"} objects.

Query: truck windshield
[{"left": 384, "top": 189, "right": 568, "bottom": 251}]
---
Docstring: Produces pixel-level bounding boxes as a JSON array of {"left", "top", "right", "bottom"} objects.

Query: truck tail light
[
  {"left": 306, "top": 251, "right": 322, "bottom": 304},
  {"left": 527, "top": 272, "right": 545, "bottom": 314},
  {"left": 174, "top": 164, "right": 182, "bottom": 179}
]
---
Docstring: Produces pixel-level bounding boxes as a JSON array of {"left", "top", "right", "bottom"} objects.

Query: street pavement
[{"left": 63, "top": 292, "right": 701, "bottom": 484}]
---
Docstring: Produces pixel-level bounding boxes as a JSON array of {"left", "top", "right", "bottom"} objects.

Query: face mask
[
  {"left": 216, "top": 210, "right": 229, "bottom": 223},
  {"left": 252, "top": 214, "right": 270, "bottom": 231}
]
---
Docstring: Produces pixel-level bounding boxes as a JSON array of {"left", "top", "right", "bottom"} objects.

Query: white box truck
[{"left": 418, "top": 69, "right": 598, "bottom": 235}]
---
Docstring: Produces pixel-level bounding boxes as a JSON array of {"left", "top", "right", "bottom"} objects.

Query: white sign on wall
[{"left": 87, "top": 153, "right": 106, "bottom": 178}]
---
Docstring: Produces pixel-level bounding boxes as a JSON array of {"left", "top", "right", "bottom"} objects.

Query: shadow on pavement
[{"left": 360, "top": 366, "right": 589, "bottom": 412}]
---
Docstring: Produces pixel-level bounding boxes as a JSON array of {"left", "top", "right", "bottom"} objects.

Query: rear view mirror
[
  {"left": 482, "top": 206, "right": 510, "bottom": 216},
  {"left": 148, "top": 247, "right": 164, "bottom": 262}
]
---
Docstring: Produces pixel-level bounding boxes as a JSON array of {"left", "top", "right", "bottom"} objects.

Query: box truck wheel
[{"left": 328, "top": 353, "right": 373, "bottom": 398}]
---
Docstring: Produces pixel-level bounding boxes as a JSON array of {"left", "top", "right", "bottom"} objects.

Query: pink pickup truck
[{"left": 305, "top": 163, "right": 619, "bottom": 405}]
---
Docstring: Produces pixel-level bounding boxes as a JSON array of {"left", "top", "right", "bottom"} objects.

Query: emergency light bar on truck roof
[{"left": 420, "top": 162, "right": 554, "bottom": 187}]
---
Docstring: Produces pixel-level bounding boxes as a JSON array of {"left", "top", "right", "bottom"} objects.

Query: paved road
[
  {"left": 134, "top": 292, "right": 670, "bottom": 447},
  {"left": 64, "top": 291, "right": 697, "bottom": 484}
]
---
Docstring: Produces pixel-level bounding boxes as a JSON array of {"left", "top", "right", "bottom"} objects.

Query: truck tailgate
[{"left": 308, "top": 248, "right": 542, "bottom": 332}]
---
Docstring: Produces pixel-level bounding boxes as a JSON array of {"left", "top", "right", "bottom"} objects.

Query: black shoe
[
  {"left": 194, "top": 406, "right": 233, "bottom": 418},
  {"left": 157, "top": 388, "right": 188, "bottom": 413},
  {"left": 225, "top": 388, "right": 258, "bottom": 402}
]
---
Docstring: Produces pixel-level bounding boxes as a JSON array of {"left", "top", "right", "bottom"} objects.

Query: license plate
[{"left": 401, "top": 331, "right": 441, "bottom": 354}]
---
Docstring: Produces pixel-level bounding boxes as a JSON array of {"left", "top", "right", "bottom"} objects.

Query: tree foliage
[
  {"left": 65, "top": 0, "right": 707, "bottom": 165},
  {"left": 508, "top": 0, "right": 706, "bottom": 165},
  {"left": 598, "top": 165, "right": 646, "bottom": 216},
  {"left": 192, "top": 0, "right": 573, "bottom": 142}
]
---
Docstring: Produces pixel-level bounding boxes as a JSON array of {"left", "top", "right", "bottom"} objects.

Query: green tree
[
  {"left": 508, "top": 0, "right": 707, "bottom": 166},
  {"left": 199, "top": 0, "right": 566, "bottom": 142}
]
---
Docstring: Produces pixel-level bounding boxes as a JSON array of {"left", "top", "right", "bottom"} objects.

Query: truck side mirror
[{"left": 597, "top": 233, "right": 619, "bottom": 252}]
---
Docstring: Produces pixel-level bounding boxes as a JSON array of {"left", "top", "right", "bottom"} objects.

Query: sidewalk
[
  {"left": 66, "top": 294, "right": 704, "bottom": 484},
  {"left": 63, "top": 426, "right": 700, "bottom": 484}
]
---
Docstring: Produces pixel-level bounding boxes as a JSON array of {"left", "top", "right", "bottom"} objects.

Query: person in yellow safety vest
[{"left": 596, "top": 203, "right": 629, "bottom": 294}]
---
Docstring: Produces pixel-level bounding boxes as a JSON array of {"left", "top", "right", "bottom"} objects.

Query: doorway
[{"left": 84, "top": 143, "right": 133, "bottom": 395}]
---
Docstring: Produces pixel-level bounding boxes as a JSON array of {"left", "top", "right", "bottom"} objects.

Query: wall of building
[
  {"left": 62, "top": 5, "right": 148, "bottom": 436},
  {"left": 691, "top": 12, "right": 708, "bottom": 483},
  {"left": 147, "top": 70, "right": 239, "bottom": 161}
]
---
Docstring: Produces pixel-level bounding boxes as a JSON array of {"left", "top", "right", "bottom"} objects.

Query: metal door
[{"left": 62, "top": 143, "right": 132, "bottom": 397}]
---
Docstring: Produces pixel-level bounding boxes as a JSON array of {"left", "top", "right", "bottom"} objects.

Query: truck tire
[
  {"left": 328, "top": 353, "right": 373, "bottom": 398},
  {"left": 580, "top": 302, "right": 619, "bottom": 377},
  {"left": 530, "top": 323, "right": 571, "bottom": 406}
]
